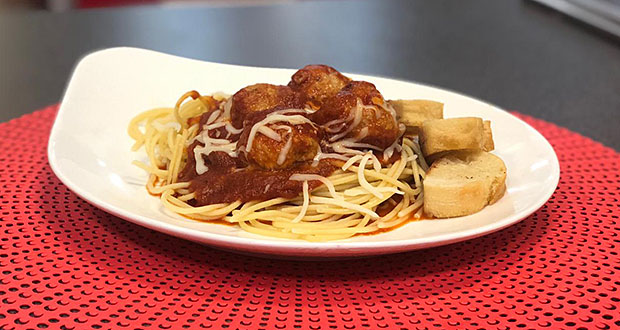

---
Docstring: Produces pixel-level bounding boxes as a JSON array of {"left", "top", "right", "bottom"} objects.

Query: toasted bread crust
[
  {"left": 389, "top": 100, "right": 443, "bottom": 133},
  {"left": 482, "top": 120, "right": 495, "bottom": 152},
  {"left": 420, "top": 117, "right": 485, "bottom": 157},
  {"left": 423, "top": 151, "right": 506, "bottom": 218}
]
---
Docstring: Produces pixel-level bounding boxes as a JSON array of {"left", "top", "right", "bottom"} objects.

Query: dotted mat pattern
[{"left": 0, "top": 105, "right": 618, "bottom": 330}]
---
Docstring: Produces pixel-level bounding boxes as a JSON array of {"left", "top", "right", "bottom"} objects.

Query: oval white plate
[{"left": 48, "top": 47, "right": 559, "bottom": 257}]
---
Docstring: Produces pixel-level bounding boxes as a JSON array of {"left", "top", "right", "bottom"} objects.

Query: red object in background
[
  {"left": 76, "top": 0, "right": 159, "bottom": 8},
  {"left": 0, "top": 105, "right": 618, "bottom": 329}
]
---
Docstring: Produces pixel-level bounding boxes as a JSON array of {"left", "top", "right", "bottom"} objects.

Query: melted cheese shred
[{"left": 129, "top": 92, "right": 428, "bottom": 242}]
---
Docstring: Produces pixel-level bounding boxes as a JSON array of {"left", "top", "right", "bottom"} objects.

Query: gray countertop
[{"left": 0, "top": 0, "right": 618, "bottom": 149}]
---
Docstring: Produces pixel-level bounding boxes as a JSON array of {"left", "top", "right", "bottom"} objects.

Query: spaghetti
[{"left": 128, "top": 66, "right": 429, "bottom": 241}]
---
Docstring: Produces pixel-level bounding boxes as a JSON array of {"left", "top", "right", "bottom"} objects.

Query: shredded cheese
[
  {"left": 319, "top": 153, "right": 350, "bottom": 162},
  {"left": 225, "top": 123, "right": 243, "bottom": 135},
  {"left": 330, "top": 139, "right": 382, "bottom": 155},
  {"left": 312, "top": 147, "right": 351, "bottom": 166},
  {"left": 324, "top": 107, "right": 355, "bottom": 134},
  {"left": 382, "top": 123, "right": 406, "bottom": 161},
  {"left": 329, "top": 99, "right": 365, "bottom": 141},
  {"left": 382, "top": 139, "right": 402, "bottom": 161},
  {"left": 379, "top": 100, "right": 398, "bottom": 122},
  {"left": 257, "top": 125, "right": 282, "bottom": 142},
  {"left": 194, "top": 148, "right": 209, "bottom": 175},
  {"left": 206, "top": 110, "right": 221, "bottom": 125},
  {"left": 277, "top": 134, "right": 293, "bottom": 165},
  {"left": 311, "top": 145, "right": 323, "bottom": 167},
  {"left": 290, "top": 174, "right": 342, "bottom": 200},
  {"left": 192, "top": 112, "right": 239, "bottom": 174},
  {"left": 356, "top": 127, "right": 369, "bottom": 141},
  {"left": 341, "top": 155, "right": 363, "bottom": 171},
  {"left": 291, "top": 181, "right": 310, "bottom": 223},
  {"left": 245, "top": 111, "right": 314, "bottom": 152},
  {"left": 203, "top": 121, "right": 226, "bottom": 130}
]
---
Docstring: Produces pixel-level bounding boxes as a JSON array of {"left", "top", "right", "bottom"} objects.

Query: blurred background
[
  {"left": 2, "top": 0, "right": 294, "bottom": 10},
  {"left": 0, "top": 0, "right": 619, "bottom": 148}
]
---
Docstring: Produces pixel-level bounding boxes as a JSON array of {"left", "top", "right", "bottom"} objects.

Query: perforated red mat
[{"left": 1, "top": 105, "right": 618, "bottom": 330}]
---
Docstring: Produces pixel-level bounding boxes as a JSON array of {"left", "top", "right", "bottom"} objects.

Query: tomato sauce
[{"left": 188, "top": 160, "right": 338, "bottom": 205}]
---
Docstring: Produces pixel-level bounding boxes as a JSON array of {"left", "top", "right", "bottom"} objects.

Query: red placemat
[{"left": 1, "top": 105, "right": 618, "bottom": 330}]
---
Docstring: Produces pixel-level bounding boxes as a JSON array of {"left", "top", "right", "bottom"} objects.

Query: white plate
[{"left": 48, "top": 47, "right": 560, "bottom": 257}]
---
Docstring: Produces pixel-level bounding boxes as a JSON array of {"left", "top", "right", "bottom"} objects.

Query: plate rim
[{"left": 47, "top": 47, "right": 560, "bottom": 256}]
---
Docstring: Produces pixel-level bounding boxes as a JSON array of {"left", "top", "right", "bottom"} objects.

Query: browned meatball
[
  {"left": 288, "top": 65, "right": 351, "bottom": 109},
  {"left": 237, "top": 111, "right": 320, "bottom": 169},
  {"left": 313, "top": 81, "right": 399, "bottom": 149},
  {"left": 230, "top": 84, "right": 305, "bottom": 128}
]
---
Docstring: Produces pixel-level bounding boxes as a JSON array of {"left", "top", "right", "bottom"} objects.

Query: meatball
[
  {"left": 313, "top": 81, "right": 399, "bottom": 149},
  {"left": 237, "top": 111, "right": 320, "bottom": 169},
  {"left": 288, "top": 65, "right": 351, "bottom": 109},
  {"left": 230, "top": 84, "right": 305, "bottom": 128}
]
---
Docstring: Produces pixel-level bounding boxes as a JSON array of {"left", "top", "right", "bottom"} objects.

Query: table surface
[
  {"left": 1, "top": 106, "right": 619, "bottom": 330},
  {"left": 0, "top": 0, "right": 619, "bottom": 149}
]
